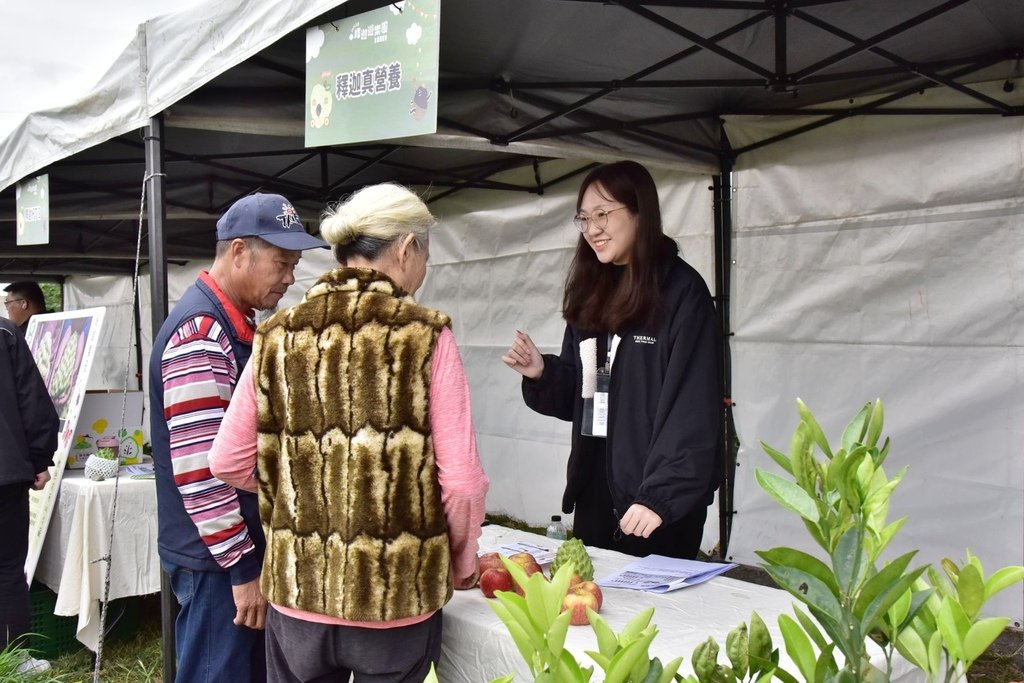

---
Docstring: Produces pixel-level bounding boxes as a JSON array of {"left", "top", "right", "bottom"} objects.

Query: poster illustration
[
  {"left": 16, "top": 173, "right": 50, "bottom": 246},
  {"left": 305, "top": 0, "right": 440, "bottom": 147},
  {"left": 23, "top": 307, "right": 106, "bottom": 583}
]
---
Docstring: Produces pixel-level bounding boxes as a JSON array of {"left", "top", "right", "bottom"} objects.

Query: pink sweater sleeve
[
  {"left": 208, "top": 361, "right": 260, "bottom": 493},
  {"left": 430, "top": 327, "right": 489, "bottom": 581}
]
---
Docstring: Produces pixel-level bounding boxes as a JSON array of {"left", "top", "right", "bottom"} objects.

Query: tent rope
[{"left": 91, "top": 170, "right": 165, "bottom": 683}]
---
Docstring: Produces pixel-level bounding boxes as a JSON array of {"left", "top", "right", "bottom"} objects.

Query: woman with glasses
[{"left": 502, "top": 160, "right": 721, "bottom": 560}]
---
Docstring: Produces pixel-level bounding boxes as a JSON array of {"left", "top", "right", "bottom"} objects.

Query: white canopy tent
[{"left": 1, "top": 0, "right": 1021, "bottom": 630}]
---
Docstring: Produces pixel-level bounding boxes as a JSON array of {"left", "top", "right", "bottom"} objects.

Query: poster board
[
  {"left": 304, "top": 0, "right": 441, "bottom": 147},
  {"left": 23, "top": 307, "right": 106, "bottom": 583},
  {"left": 68, "top": 391, "right": 145, "bottom": 468}
]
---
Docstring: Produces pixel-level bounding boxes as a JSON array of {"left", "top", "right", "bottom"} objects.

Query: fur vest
[{"left": 252, "top": 267, "right": 453, "bottom": 621}]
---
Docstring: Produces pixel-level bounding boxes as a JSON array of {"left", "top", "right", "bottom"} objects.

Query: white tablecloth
[
  {"left": 36, "top": 469, "right": 160, "bottom": 651},
  {"left": 440, "top": 525, "right": 917, "bottom": 683}
]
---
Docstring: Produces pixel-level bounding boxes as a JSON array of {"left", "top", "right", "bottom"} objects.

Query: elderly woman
[{"left": 210, "top": 183, "right": 488, "bottom": 682}]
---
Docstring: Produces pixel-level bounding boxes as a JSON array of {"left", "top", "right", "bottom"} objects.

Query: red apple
[
  {"left": 479, "top": 568, "right": 514, "bottom": 598},
  {"left": 507, "top": 551, "right": 538, "bottom": 568},
  {"left": 478, "top": 552, "right": 505, "bottom": 574},
  {"left": 562, "top": 580, "right": 603, "bottom": 625}
]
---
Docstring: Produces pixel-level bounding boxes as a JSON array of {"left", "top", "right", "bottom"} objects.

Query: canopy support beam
[
  {"left": 713, "top": 121, "right": 736, "bottom": 560},
  {"left": 144, "top": 114, "right": 176, "bottom": 683}
]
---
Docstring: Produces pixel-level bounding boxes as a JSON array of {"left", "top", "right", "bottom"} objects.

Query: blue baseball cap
[{"left": 216, "top": 193, "right": 328, "bottom": 250}]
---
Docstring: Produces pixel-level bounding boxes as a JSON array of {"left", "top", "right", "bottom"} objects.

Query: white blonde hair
[{"left": 320, "top": 183, "right": 434, "bottom": 262}]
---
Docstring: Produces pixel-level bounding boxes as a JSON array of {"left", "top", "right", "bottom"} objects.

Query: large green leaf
[
  {"left": 813, "top": 643, "right": 838, "bottom": 682},
  {"left": 657, "top": 656, "right": 684, "bottom": 683},
  {"left": 748, "top": 612, "right": 772, "bottom": 674},
  {"left": 864, "top": 399, "right": 884, "bottom": 448},
  {"left": 607, "top": 632, "right": 657, "bottom": 683},
  {"left": 840, "top": 403, "right": 871, "bottom": 452},
  {"left": 554, "top": 647, "right": 590, "bottom": 683},
  {"left": 589, "top": 610, "right": 620, "bottom": 659},
  {"left": 937, "top": 596, "right": 970, "bottom": 660},
  {"left": 831, "top": 527, "right": 865, "bottom": 596},
  {"left": 756, "top": 547, "right": 840, "bottom": 597},
  {"left": 692, "top": 638, "right": 719, "bottom": 682},
  {"left": 893, "top": 627, "right": 929, "bottom": 671},
  {"left": 867, "top": 517, "right": 907, "bottom": 561},
  {"left": 797, "top": 398, "right": 834, "bottom": 458},
  {"left": 762, "top": 565, "right": 845, "bottom": 630},
  {"left": 885, "top": 585, "right": 912, "bottom": 631},
  {"left": 792, "top": 605, "right": 829, "bottom": 651},
  {"left": 984, "top": 566, "right": 1024, "bottom": 600},
  {"left": 641, "top": 658, "right": 664, "bottom": 683},
  {"left": 859, "top": 567, "right": 928, "bottom": 635},
  {"left": 491, "top": 592, "right": 543, "bottom": 649},
  {"left": 546, "top": 609, "right": 572, "bottom": 661},
  {"left": 963, "top": 617, "right": 1009, "bottom": 663},
  {"left": 490, "top": 600, "right": 542, "bottom": 669},
  {"left": 778, "top": 614, "right": 816, "bottom": 682},
  {"left": 761, "top": 441, "right": 795, "bottom": 476},
  {"left": 620, "top": 607, "right": 656, "bottom": 643},
  {"left": 853, "top": 550, "right": 917, "bottom": 619},
  {"left": 725, "top": 623, "right": 748, "bottom": 678},
  {"left": 956, "top": 563, "right": 985, "bottom": 620},
  {"left": 927, "top": 629, "right": 943, "bottom": 677},
  {"left": 791, "top": 424, "right": 819, "bottom": 494},
  {"left": 756, "top": 469, "right": 820, "bottom": 522}
]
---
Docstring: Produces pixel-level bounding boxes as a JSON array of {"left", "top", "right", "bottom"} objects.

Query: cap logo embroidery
[{"left": 277, "top": 203, "right": 301, "bottom": 229}]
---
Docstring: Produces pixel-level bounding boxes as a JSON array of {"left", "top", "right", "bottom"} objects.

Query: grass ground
[{"left": 24, "top": 517, "right": 1023, "bottom": 682}]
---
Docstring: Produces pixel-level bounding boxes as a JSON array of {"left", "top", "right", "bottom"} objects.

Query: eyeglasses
[
  {"left": 572, "top": 206, "right": 629, "bottom": 233},
  {"left": 3, "top": 298, "right": 25, "bottom": 308}
]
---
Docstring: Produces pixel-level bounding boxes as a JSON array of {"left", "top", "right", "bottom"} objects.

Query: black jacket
[
  {"left": 0, "top": 318, "right": 59, "bottom": 486},
  {"left": 523, "top": 256, "right": 722, "bottom": 525}
]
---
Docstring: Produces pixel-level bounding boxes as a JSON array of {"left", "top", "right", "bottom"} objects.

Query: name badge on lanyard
[
  {"left": 584, "top": 368, "right": 610, "bottom": 437},
  {"left": 581, "top": 333, "right": 617, "bottom": 438}
]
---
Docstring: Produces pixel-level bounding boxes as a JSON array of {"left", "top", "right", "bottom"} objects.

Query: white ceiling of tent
[{"left": 0, "top": 0, "right": 1021, "bottom": 276}]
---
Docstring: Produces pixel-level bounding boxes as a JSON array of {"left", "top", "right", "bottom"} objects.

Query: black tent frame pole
[
  {"left": 144, "top": 114, "right": 176, "bottom": 683},
  {"left": 712, "top": 128, "right": 736, "bottom": 560}
]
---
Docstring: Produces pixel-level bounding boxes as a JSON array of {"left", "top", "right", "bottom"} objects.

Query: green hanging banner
[
  {"left": 16, "top": 174, "right": 50, "bottom": 246},
  {"left": 305, "top": 0, "right": 440, "bottom": 147}
]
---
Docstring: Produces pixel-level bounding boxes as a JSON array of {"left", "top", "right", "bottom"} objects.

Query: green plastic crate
[{"left": 27, "top": 583, "right": 81, "bottom": 660}]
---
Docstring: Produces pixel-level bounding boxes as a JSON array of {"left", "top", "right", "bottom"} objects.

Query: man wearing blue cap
[{"left": 149, "top": 193, "right": 327, "bottom": 682}]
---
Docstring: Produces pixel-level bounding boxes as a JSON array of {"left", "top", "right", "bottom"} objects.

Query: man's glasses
[
  {"left": 572, "top": 206, "right": 629, "bottom": 233},
  {"left": 3, "top": 298, "right": 25, "bottom": 308}
]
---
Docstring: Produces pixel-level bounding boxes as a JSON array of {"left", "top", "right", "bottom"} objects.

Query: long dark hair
[{"left": 562, "top": 161, "right": 674, "bottom": 332}]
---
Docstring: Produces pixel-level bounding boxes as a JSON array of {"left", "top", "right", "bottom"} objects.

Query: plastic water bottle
[{"left": 545, "top": 515, "right": 567, "bottom": 540}]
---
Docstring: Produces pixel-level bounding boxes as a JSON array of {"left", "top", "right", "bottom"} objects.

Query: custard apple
[{"left": 550, "top": 537, "right": 594, "bottom": 580}]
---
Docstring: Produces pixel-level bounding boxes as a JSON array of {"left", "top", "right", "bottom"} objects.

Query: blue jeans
[{"left": 162, "top": 561, "right": 266, "bottom": 683}]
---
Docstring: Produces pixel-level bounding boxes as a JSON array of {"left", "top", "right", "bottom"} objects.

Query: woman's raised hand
[{"left": 501, "top": 330, "right": 544, "bottom": 380}]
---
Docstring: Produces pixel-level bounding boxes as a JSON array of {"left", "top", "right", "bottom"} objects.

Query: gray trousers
[{"left": 265, "top": 608, "right": 443, "bottom": 683}]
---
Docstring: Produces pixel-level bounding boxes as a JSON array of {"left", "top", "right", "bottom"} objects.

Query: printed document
[{"left": 597, "top": 554, "right": 737, "bottom": 593}]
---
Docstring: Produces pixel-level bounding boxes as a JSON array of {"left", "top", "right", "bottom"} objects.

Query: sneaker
[{"left": 15, "top": 656, "right": 51, "bottom": 674}]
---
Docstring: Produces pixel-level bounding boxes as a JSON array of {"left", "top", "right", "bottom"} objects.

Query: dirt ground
[{"left": 722, "top": 564, "right": 1024, "bottom": 683}]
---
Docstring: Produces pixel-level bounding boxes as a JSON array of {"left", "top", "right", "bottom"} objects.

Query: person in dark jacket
[
  {"left": 3, "top": 282, "right": 48, "bottom": 332},
  {"left": 0, "top": 317, "right": 59, "bottom": 662},
  {"left": 502, "top": 161, "right": 722, "bottom": 559}
]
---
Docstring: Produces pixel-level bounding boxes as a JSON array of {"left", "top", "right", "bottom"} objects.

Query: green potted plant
[{"left": 469, "top": 399, "right": 1023, "bottom": 683}]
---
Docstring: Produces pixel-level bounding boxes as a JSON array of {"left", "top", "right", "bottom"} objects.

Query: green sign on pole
[
  {"left": 305, "top": 0, "right": 440, "bottom": 147},
  {"left": 16, "top": 174, "right": 50, "bottom": 246}
]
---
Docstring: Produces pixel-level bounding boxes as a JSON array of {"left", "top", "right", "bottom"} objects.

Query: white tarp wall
[{"left": 725, "top": 101, "right": 1024, "bottom": 623}]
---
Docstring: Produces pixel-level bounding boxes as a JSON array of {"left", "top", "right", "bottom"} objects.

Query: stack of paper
[
  {"left": 597, "top": 554, "right": 737, "bottom": 593},
  {"left": 478, "top": 541, "right": 557, "bottom": 565}
]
